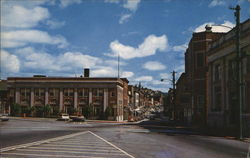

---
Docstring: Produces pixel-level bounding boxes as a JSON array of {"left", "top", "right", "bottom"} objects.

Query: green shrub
[{"left": 10, "top": 103, "right": 21, "bottom": 116}]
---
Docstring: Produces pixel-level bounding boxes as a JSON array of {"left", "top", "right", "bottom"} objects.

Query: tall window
[
  {"left": 214, "top": 64, "right": 221, "bottom": 81},
  {"left": 49, "top": 88, "right": 59, "bottom": 97},
  {"left": 196, "top": 53, "right": 204, "bottom": 67},
  {"left": 63, "top": 88, "right": 74, "bottom": 97},
  {"left": 212, "top": 86, "right": 222, "bottom": 111},
  {"left": 78, "top": 88, "right": 89, "bottom": 97},
  {"left": 34, "top": 88, "right": 44, "bottom": 97},
  {"left": 228, "top": 60, "right": 236, "bottom": 80},
  {"left": 93, "top": 89, "right": 103, "bottom": 97}
]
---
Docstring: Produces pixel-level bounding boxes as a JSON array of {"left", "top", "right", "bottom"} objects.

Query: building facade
[
  {"left": 6, "top": 76, "right": 129, "bottom": 121},
  {"left": 181, "top": 25, "right": 224, "bottom": 125},
  {"left": 207, "top": 19, "right": 250, "bottom": 131}
]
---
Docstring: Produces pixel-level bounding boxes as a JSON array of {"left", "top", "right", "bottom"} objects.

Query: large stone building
[
  {"left": 207, "top": 19, "right": 250, "bottom": 131},
  {"left": 5, "top": 75, "right": 128, "bottom": 121}
]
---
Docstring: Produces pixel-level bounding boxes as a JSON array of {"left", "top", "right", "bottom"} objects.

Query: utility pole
[
  {"left": 231, "top": 5, "right": 242, "bottom": 139},
  {"left": 172, "top": 71, "right": 176, "bottom": 120}
]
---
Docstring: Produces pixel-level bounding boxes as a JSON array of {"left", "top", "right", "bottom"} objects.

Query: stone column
[
  {"left": 89, "top": 88, "right": 92, "bottom": 105},
  {"left": 74, "top": 88, "right": 78, "bottom": 109},
  {"left": 103, "top": 89, "right": 108, "bottom": 112},
  {"left": 15, "top": 88, "right": 20, "bottom": 104},
  {"left": 59, "top": 89, "right": 63, "bottom": 112},
  {"left": 30, "top": 88, "right": 34, "bottom": 107},
  {"left": 45, "top": 88, "right": 49, "bottom": 105}
]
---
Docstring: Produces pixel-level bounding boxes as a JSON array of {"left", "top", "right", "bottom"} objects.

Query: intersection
[{"left": 0, "top": 118, "right": 249, "bottom": 158}]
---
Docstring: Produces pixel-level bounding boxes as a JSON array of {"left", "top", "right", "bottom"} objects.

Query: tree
[
  {"left": 10, "top": 103, "right": 21, "bottom": 116},
  {"left": 20, "top": 106, "right": 35, "bottom": 116},
  {"left": 105, "top": 106, "right": 113, "bottom": 118},
  {"left": 82, "top": 104, "right": 93, "bottom": 119},
  {"left": 43, "top": 104, "right": 52, "bottom": 117}
]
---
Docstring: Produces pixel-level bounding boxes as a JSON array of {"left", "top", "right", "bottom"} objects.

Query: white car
[
  {"left": 58, "top": 114, "right": 70, "bottom": 121},
  {"left": 0, "top": 114, "right": 9, "bottom": 121}
]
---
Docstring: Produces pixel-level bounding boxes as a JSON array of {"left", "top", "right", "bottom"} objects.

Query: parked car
[
  {"left": 70, "top": 115, "right": 86, "bottom": 122},
  {"left": 0, "top": 114, "right": 9, "bottom": 121},
  {"left": 57, "top": 113, "right": 70, "bottom": 121}
]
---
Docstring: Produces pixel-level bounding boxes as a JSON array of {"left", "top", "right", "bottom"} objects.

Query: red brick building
[
  {"left": 5, "top": 76, "right": 129, "bottom": 121},
  {"left": 179, "top": 25, "right": 224, "bottom": 125}
]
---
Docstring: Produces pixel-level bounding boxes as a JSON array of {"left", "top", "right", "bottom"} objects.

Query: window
[
  {"left": 214, "top": 64, "right": 221, "bottom": 81},
  {"left": 197, "top": 95, "right": 204, "bottom": 112},
  {"left": 228, "top": 60, "right": 236, "bottom": 80},
  {"left": 78, "top": 88, "right": 89, "bottom": 97},
  {"left": 93, "top": 89, "right": 103, "bottom": 97},
  {"left": 34, "top": 88, "right": 44, "bottom": 97},
  {"left": 63, "top": 88, "right": 73, "bottom": 97},
  {"left": 196, "top": 53, "right": 204, "bottom": 67},
  {"left": 212, "top": 86, "right": 222, "bottom": 111}
]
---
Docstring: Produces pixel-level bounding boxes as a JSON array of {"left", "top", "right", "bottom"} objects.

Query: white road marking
[
  {"left": 1, "top": 152, "right": 105, "bottom": 158},
  {"left": 1, "top": 130, "right": 134, "bottom": 158},
  {"left": 89, "top": 131, "right": 135, "bottom": 158},
  {"left": 0, "top": 131, "right": 88, "bottom": 152},
  {"left": 41, "top": 144, "right": 115, "bottom": 149},
  {"left": 28, "top": 146, "right": 121, "bottom": 153},
  {"left": 49, "top": 142, "right": 111, "bottom": 147},
  {"left": 16, "top": 148, "right": 126, "bottom": 156}
]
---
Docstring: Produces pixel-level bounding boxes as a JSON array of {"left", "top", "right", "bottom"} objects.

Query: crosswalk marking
[
  {"left": 15, "top": 148, "right": 127, "bottom": 156},
  {"left": 28, "top": 146, "right": 122, "bottom": 153},
  {"left": 42, "top": 144, "right": 114, "bottom": 149},
  {"left": 40, "top": 144, "right": 115, "bottom": 149},
  {"left": 1, "top": 131, "right": 134, "bottom": 158},
  {"left": 1, "top": 152, "right": 106, "bottom": 158}
]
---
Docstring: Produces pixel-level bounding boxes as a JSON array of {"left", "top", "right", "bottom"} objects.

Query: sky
[{"left": 1, "top": 0, "right": 250, "bottom": 92}]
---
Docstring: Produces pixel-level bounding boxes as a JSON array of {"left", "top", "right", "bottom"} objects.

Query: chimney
[
  {"left": 205, "top": 24, "right": 212, "bottom": 32},
  {"left": 84, "top": 68, "right": 90, "bottom": 77}
]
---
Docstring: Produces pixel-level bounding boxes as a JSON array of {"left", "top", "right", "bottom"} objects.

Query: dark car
[{"left": 70, "top": 115, "right": 86, "bottom": 122}]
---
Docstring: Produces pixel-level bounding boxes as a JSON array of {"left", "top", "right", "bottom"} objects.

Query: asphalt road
[{"left": 1, "top": 118, "right": 249, "bottom": 158}]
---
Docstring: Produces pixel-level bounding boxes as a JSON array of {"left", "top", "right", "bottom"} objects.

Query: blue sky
[{"left": 1, "top": 0, "right": 250, "bottom": 92}]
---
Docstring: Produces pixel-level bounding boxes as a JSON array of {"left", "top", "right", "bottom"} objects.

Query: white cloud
[
  {"left": 58, "top": 52, "right": 101, "bottom": 69},
  {"left": 160, "top": 73, "right": 171, "bottom": 79},
  {"left": 104, "top": 0, "right": 119, "bottom": 3},
  {"left": 46, "top": 20, "right": 65, "bottom": 29},
  {"left": 121, "top": 71, "right": 134, "bottom": 78},
  {"left": 194, "top": 21, "right": 235, "bottom": 33},
  {"left": 1, "top": 50, "right": 20, "bottom": 73},
  {"left": 59, "top": 0, "right": 82, "bottom": 8},
  {"left": 209, "top": 0, "right": 226, "bottom": 7},
  {"left": 1, "top": 5, "right": 50, "bottom": 28},
  {"left": 143, "top": 61, "right": 166, "bottom": 71},
  {"left": 123, "top": 0, "right": 141, "bottom": 12},
  {"left": 13, "top": 47, "right": 101, "bottom": 73},
  {"left": 119, "top": 14, "right": 132, "bottom": 24},
  {"left": 91, "top": 67, "right": 117, "bottom": 77},
  {"left": 135, "top": 76, "right": 153, "bottom": 82},
  {"left": 2, "top": 30, "right": 68, "bottom": 48},
  {"left": 172, "top": 43, "right": 188, "bottom": 52},
  {"left": 104, "top": 59, "right": 126, "bottom": 67},
  {"left": 108, "top": 34, "right": 168, "bottom": 59}
]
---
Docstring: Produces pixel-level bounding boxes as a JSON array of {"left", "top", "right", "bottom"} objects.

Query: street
[{"left": 0, "top": 118, "right": 249, "bottom": 158}]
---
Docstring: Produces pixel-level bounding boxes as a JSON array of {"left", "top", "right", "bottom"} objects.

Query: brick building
[
  {"left": 5, "top": 75, "right": 128, "bottom": 121},
  {"left": 207, "top": 19, "right": 250, "bottom": 131},
  {"left": 179, "top": 25, "right": 224, "bottom": 125}
]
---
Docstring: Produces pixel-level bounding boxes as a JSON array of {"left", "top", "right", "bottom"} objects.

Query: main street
[{"left": 0, "top": 118, "right": 249, "bottom": 158}]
